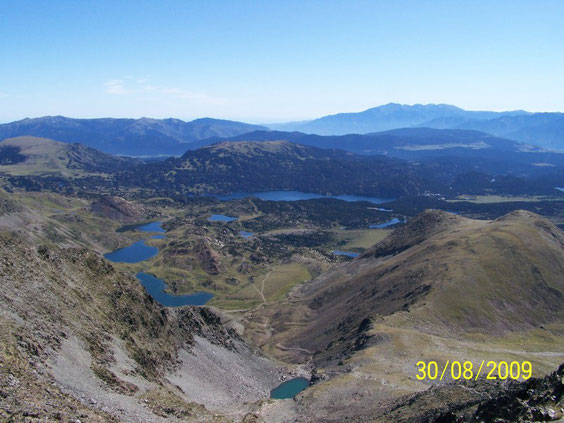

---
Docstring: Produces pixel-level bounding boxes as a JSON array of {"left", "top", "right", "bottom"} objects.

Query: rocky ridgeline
[
  {"left": 0, "top": 231, "right": 240, "bottom": 420},
  {"left": 383, "top": 363, "right": 564, "bottom": 422},
  {"left": 89, "top": 195, "right": 146, "bottom": 223}
]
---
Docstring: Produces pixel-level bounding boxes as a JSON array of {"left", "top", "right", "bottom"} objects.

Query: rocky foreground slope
[
  {"left": 0, "top": 225, "right": 283, "bottom": 421},
  {"left": 369, "top": 362, "right": 564, "bottom": 422}
]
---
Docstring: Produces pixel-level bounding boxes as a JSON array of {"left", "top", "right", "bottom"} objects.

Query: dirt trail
[{"left": 251, "top": 268, "right": 272, "bottom": 304}]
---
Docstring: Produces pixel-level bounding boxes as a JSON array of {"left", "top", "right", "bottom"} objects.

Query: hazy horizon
[{"left": 2, "top": 101, "right": 562, "bottom": 126}]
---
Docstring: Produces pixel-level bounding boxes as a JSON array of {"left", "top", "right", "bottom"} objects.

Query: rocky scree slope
[
  {"left": 0, "top": 230, "right": 272, "bottom": 421},
  {"left": 371, "top": 362, "right": 564, "bottom": 422}
]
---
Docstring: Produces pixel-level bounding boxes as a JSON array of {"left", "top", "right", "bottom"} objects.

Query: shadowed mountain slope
[
  {"left": 118, "top": 140, "right": 426, "bottom": 197},
  {"left": 451, "top": 112, "right": 564, "bottom": 150},
  {"left": 0, "top": 136, "right": 140, "bottom": 176},
  {"left": 369, "top": 363, "right": 564, "bottom": 422},
  {"left": 192, "top": 127, "right": 545, "bottom": 161}
]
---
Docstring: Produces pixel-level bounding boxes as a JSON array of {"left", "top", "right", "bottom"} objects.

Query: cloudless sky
[{"left": 1, "top": 0, "right": 563, "bottom": 123}]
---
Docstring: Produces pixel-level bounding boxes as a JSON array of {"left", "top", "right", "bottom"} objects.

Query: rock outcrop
[{"left": 90, "top": 195, "right": 145, "bottom": 222}]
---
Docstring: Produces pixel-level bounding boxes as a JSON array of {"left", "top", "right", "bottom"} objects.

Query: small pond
[
  {"left": 209, "top": 214, "right": 238, "bottom": 222},
  {"left": 332, "top": 250, "right": 359, "bottom": 258},
  {"left": 270, "top": 377, "right": 310, "bottom": 399},
  {"left": 239, "top": 231, "right": 254, "bottom": 238},
  {"left": 117, "top": 221, "right": 166, "bottom": 233},
  {"left": 103, "top": 240, "right": 158, "bottom": 263},
  {"left": 136, "top": 273, "right": 214, "bottom": 306}
]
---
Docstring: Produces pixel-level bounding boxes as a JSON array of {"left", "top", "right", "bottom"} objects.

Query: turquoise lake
[
  {"left": 332, "top": 250, "right": 359, "bottom": 258},
  {"left": 270, "top": 377, "right": 310, "bottom": 399}
]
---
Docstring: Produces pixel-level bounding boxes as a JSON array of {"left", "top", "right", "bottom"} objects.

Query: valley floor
[{"left": 1, "top": 189, "right": 563, "bottom": 422}]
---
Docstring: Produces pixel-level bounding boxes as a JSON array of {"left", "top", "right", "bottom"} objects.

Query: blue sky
[{"left": 1, "top": 0, "right": 563, "bottom": 123}]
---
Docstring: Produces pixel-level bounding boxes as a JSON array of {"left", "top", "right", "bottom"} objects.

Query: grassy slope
[
  {"left": 116, "top": 197, "right": 393, "bottom": 311},
  {"left": 0, "top": 136, "right": 86, "bottom": 176},
  {"left": 0, "top": 136, "right": 137, "bottom": 177},
  {"left": 448, "top": 194, "right": 561, "bottom": 203},
  {"left": 332, "top": 227, "right": 392, "bottom": 250},
  {"left": 244, "top": 210, "right": 564, "bottom": 420},
  {"left": 0, "top": 190, "right": 137, "bottom": 254}
]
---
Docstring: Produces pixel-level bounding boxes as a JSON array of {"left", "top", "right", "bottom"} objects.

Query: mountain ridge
[
  {"left": 268, "top": 103, "right": 564, "bottom": 150},
  {"left": 0, "top": 116, "right": 266, "bottom": 156},
  {"left": 0, "top": 136, "right": 140, "bottom": 176},
  {"left": 251, "top": 208, "right": 564, "bottom": 363},
  {"left": 269, "top": 102, "right": 530, "bottom": 134},
  {"left": 3, "top": 104, "right": 564, "bottom": 156},
  {"left": 238, "top": 208, "right": 564, "bottom": 420},
  {"left": 194, "top": 127, "right": 537, "bottom": 156},
  {"left": 118, "top": 140, "right": 426, "bottom": 197}
]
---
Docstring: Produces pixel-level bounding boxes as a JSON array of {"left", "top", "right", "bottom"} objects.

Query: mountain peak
[
  {"left": 368, "top": 102, "right": 463, "bottom": 112},
  {"left": 363, "top": 209, "right": 465, "bottom": 258},
  {"left": 270, "top": 103, "right": 541, "bottom": 138}
]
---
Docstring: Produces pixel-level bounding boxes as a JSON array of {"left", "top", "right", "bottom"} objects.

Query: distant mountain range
[
  {"left": 1, "top": 104, "right": 564, "bottom": 156},
  {"left": 0, "top": 116, "right": 265, "bottom": 156},
  {"left": 451, "top": 113, "right": 564, "bottom": 150},
  {"left": 269, "top": 103, "right": 526, "bottom": 133},
  {"left": 269, "top": 103, "right": 564, "bottom": 150}
]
